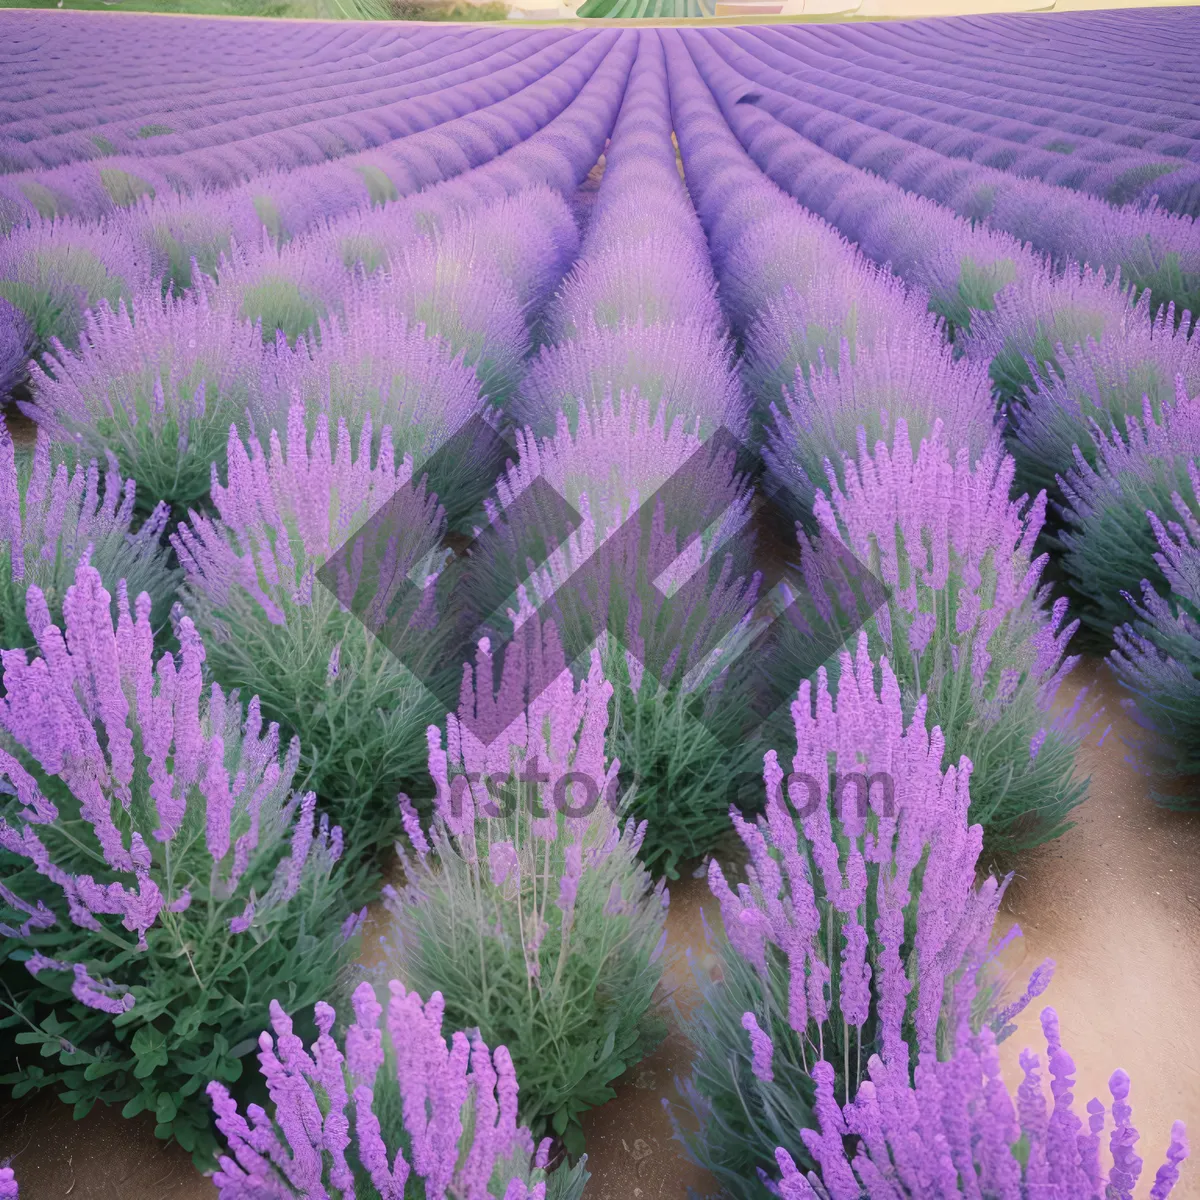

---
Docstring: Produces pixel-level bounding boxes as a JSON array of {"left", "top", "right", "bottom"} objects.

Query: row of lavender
[{"left": 0, "top": 16, "right": 1195, "bottom": 1200}]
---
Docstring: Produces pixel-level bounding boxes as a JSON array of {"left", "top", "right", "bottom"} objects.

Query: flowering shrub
[
  {"left": 1109, "top": 465, "right": 1200, "bottom": 788},
  {"left": 741, "top": 259, "right": 935, "bottom": 419},
  {"left": 208, "top": 233, "right": 348, "bottom": 348},
  {"left": 27, "top": 288, "right": 268, "bottom": 511},
  {"left": 372, "top": 232, "right": 529, "bottom": 407},
  {"left": 379, "top": 627, "right": 669, "bottom": 1159},
  {"left": 0, "top": 215, "right": 150, "bottom": 357},
  {"left": 771, "top": 1008, "right": 1189, "bottom": 1200},
  {"left": 208, "top": 983, "right": 590, "bottom": 1200},
  {"left": 0, "top": 417, "right": 176, "bottom": 649},
  {"left": 516, "top": 316, "right": 747, "bottom": 441},
  {"left": 965, "top": 262, "right": 1147, "bottom": 406},
  {"left": 1059, "top": 388, "right": 1200, "bottom": 641},
  {"left": 263, "top": 293, "right": 483, "bottom": 467},
  {"left": 0, "top": 297, "right": 31, "bottom": 401},
  {"left": 810, "top": 422, "right": 1090, "bottom": 851},
  {"left": 483, "top": 389, "right": 761, "bottom": 875},
  {"left": 1009, "top": 301, "right": 1200, "bottom": 504},
  {"left": 0, "top": 563, "right": 353, "bottom": 1166},
  {"left": 678, "top": 636, "right": 1054, "bottom": 1199},
  {"left": 764, "top": 329, "right": 998, "bottom": 515},
  {"left": 172, "top": 398, "right": 446, "bottom": 875}
]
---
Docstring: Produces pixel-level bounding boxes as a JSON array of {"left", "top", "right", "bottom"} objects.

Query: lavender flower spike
[
  {"left": 0, "top": 414, "right": 176, "bottom": 649},
  {"left": 0, "top": 559, "right": 352, "bottom": 1155},
  {"left": 380, "top": 623, "right": 668, "bottom": 1137},
  {"left": 772, "top": 1008, "right": 1188, "bottom": 1200},
  {"left": 209, "top": 982, "right": 582, "bottom": 1199}
]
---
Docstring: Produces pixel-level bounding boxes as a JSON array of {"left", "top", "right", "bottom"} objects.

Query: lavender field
[{"left": 1, "top": 8, "right": 1199, "bottom": 1200}]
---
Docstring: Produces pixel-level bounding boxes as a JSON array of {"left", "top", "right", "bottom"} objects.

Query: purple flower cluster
[
  {"left": 0, "top": 1167, "right": 15, "bottom": 1199},
  {"left": 764, "top": 326, "right": 998, "bottom": 511},
  {"left": 811, "top": 422, "right": 1088, "bottom": 845},
  {"left": 381, "top": 627, "right": 668, "bottom": 1135},
  {"left": 172, "top": 394, "right": 447, "bottom": 853},
  {"left": 1059, "top": 386, "right": 1200, "bottom": 637},
  {"left": 1109, "top": 462, "right": 1200, "bottom": 781},
  {"left": 0, "top": 560, "right": 337, "bottom": 953},
  {"left": 1008, "top": 296, "right": 1200, "bottom": 499},
  {"left": 209, "top": 982, "right": 558, "bottom": 1200},
  {"left": 708, "top": 635, "right": 1030, "bottom": 1079},
  {"left": 0, "top": 414, "right": 175, "bottom": 647},
  {"left": 0, "top": 213, "right": 151, "bottom": 353},
  {"left": 26, "top": 285, "right": 269, "bottom": 509},
  {"left": 772, "top": 1008, "right": 1188, "bottom": 1200},
  {"left": 517, "top": 31, "right": 745, "bottom": 441}
]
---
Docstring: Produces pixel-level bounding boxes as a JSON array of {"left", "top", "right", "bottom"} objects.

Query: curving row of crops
[{"left": 0, "top": 10, "right": 1197, "bottom": 1200}]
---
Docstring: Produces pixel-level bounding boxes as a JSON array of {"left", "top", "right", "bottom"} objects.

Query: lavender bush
[
  {"left": 263, "top": 291, "right": 483, "bottom": 465},
  {"left": 809, "top": 422, "right": 1090, "bottom": 851},
  {"left": 1109, "top": 465, "right": 1200, "bottom": 788},
  {"left": 0, "top": 563, "right": 352, "bottom": 1165},
  {"left": 379, "top": 628, "right": 669, "bottom": 1159},
  {"left": 741, "top": 259, "right": 935, "bottom": 420},
  {"left": 1009, "top": 301, "right": 1200, "bottom": 504},
  {"left": 771, "top": 1007, "right": 1189, "bottom": 1200},
  {"left": 764, "top": 329, "right": 998, "bottom": 516},
  {"left": 0, "top": 215, "right": 151, "bottom": 358},
  {"left": 371, "top": 232, "right": 530, "bottom": 408},
  {"left": 0, "top": 298, "right": 32, "bottom": 402},
  {"left": 964, "top": 261, "right": 1146, "bottom": 407},
  {"left": 678, "top": 636, "right": 1053, "bottom": 1199},
  {"left": 208, "top": 983, "right": 590, "bottom": 1200},
  {"left": 172, "top": 399, "right": 447, "bottom": 875},
  {"left": 483, "top": 389, "right": 761, "bottom": 875},
  {"left": 0, "top": 417, "right": 176, "bottom": 649},
  {"left": 26, "top": 288, "right": 268, "bottom": 511},
  {"left": 516, "top": 316, "right": 747, "bottom": 442},
  {"left": 1059, "top": 388, "right": 1200, "bottom": 641},
  {"left": 208, "top": 234, "right": 349, "bottom": 350}
]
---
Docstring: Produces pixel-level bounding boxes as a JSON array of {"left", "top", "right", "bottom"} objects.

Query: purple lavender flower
[
  {"left": 1010, "top": 299, "right": 1200, "bottom": 501},
  {"left": 1109, "top": 461, "right": 1200, "bottom": 783},
  {"left": 517, "top": 315, "right": 748, "bottom": 441},
  {"left": 764, "top": 325, "right": 998, "bottom": 513},
  {"left": 263, "top": 283, "right": 484, "bottom": 464},
  {"left": 1060, "top": 387, "right": 1200, "bottom": 639},
  {"left": 209, "top": 982, "right": 567, "bottom": 1199},
  {"left": 0, "top": 559, "right": 350, "bottom": 1154},
  {"left": 0, "top": 297, "right": 31, "bottom": 401},
  {"left": 172, "top": 395, "right": 446, "bottom": 860},
  {"left": 812, "top": 421, "right": 1090, "bottom": 849},
  {"left": 964, "top": 259, "right": 1148, "bottom": 405},
  {"left": 0, "top": 415, "right": 176, "bottom": 648},
  {"left": 773, "top": 1009, "right": 1188, "bottom": 1200},
  {"left": 207, "top": 231, "right": 347, "bottom": 349},
  {"left": 679, "top": 633, "right": 1055, "bottom": 1191},
  {"left": 0, "top": 213, "right": 152, "bottom": 355},
  {"left": 381, "top": 626, "right": 667, "bottom": 1136},
  {"left": 742, "top": 256, "right": 938, "bottom": 416},
  {"left": 26, "top": 285, "right": 268, "bottom": 509}
]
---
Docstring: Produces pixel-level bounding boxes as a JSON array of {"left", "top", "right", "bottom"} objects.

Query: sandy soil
[{"left": 2, "top": 662, "right": 1198, "bottom": 1198}]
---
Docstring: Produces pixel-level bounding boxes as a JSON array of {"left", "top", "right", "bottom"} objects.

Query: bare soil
[{"left": 3, "top": 661, "right": 1198, "bottom": 1198}]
